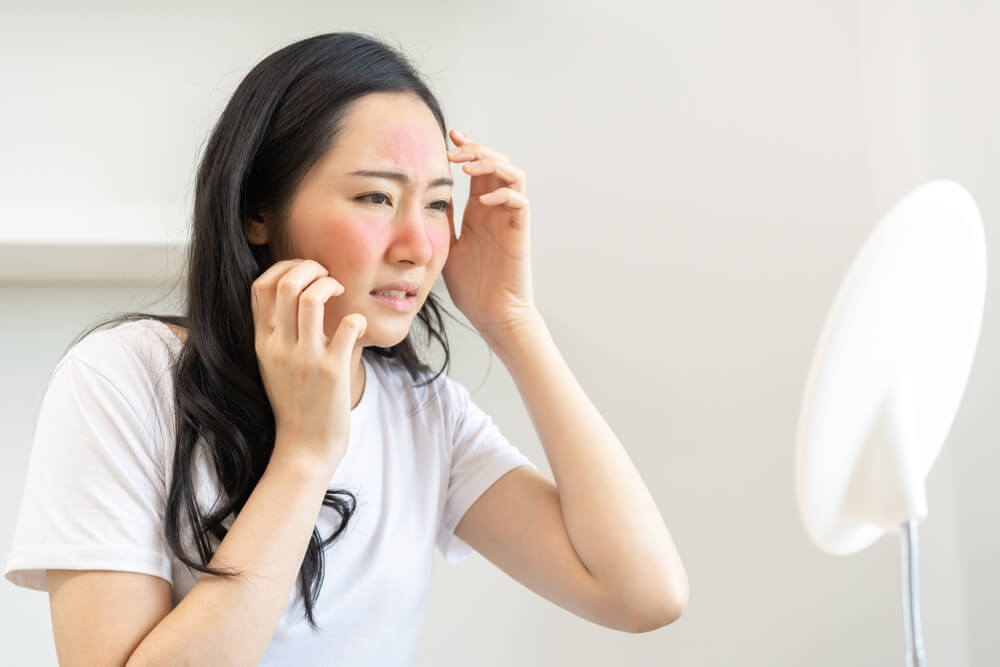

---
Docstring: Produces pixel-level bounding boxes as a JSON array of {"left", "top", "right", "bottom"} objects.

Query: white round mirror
[{"left": 795, "top": 180, "right": 986, "bottom": 666}]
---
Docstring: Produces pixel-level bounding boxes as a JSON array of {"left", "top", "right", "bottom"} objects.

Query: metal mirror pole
[{"left": 901, "top": 519, "right": 927, "bottom": 667}]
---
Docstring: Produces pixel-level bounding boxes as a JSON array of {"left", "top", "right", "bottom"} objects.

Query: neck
[{"left": 350, "top": 346, "right": 366, "bottom": 409}]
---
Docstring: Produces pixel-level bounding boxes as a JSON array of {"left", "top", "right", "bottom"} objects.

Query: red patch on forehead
[{"left": 377, "top": 125, "right": 444, "bottom": 172}]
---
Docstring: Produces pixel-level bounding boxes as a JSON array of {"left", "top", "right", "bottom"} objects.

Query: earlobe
[{"left": 246, "top": 219, "right": 270, "bottom": 245}]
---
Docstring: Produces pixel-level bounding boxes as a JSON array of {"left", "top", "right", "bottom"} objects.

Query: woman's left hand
[{"left": 442, "top": 129, "right": 538, "bottom": 346}]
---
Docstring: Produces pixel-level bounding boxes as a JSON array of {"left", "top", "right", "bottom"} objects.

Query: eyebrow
[{"left": 348, "top": 169, "right": 453, "bottom": 188}]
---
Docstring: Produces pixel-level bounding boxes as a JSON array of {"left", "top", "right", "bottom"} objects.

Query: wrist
[
  {"left": 267, "top": 437, "right": 344, "bottom": 482},
  {"left": 484, "top": 310, "right": 549, "bottom": 363}
]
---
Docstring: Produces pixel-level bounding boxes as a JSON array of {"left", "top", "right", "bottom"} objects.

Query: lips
[{"left": 369, "top": 279, "right": 420, "bottom": 297}]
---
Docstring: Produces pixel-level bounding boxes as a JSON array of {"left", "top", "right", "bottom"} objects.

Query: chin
[{"left": 361, "top": 321, "right": 413, "bottom": 349}]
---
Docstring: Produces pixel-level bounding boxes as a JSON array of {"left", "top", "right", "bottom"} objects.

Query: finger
[
  {"left": 449, "top": 128, "right": 472, "bottom": 148},
  {"left": 448, "top": 144, "right": 511, "bottom": 164},
  {"left": 327, "top": 313, "right": 367, "bottom": 366},
  {"left": 479, "top": 187, "right": 529, "bottom": 210},
  {"left": 462, "top": 157, "right": 526, "bottom": 192},
  {"left": 274, "top": 259, "right": 329, "bottom": 344},
  {"left": 447, "top": 131, "right": 510, "bottom": 163},
  {"left": 251, "top": 259, "right": 305, "bottom": 340},
  {"left": 298, "top": 276, "right": 344, "bottom": 350}
]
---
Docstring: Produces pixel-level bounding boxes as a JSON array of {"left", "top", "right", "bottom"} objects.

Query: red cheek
[
  {"left": 339, "top": 222, "right": 385, "bottom": 252},
  {"left": 429, "top": 226, "right": 451, "bottom": 259},
  {"left": 311, "top": 220, "right": 387, "bottom": 272},
  {"left": 305, "top": 215, "right": 450, "bottom": 276}
]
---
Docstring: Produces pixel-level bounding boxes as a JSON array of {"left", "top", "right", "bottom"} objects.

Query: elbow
[
  {"left": 623, "top": 577, "right": 690, "bottom": 634},
  {"left": 625, "top": 596, "right": 687, "bottom": 633}
]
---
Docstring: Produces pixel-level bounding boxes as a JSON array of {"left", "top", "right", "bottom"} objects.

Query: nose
[{"left": 387, "top": 200, "right": 434, "bottom": 266}]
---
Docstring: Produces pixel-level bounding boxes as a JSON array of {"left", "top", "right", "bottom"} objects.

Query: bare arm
[
  {"left": 48, "top": 449, "right": 339, "bottom": 667},
  {"left": 484, "top": 312, "right": 689, "bottom": 625},
  {"left": 120, "top": 449, "right": 337, "bottom": 666},
  {"left": 129, "top": 260, "right": 365, "bottom": 666},
  {"left": 439, "top": 130, "right": 687, "bottom": 625},
  {"left": 49, "top": 259, "right": 367, "bottom": 666}
]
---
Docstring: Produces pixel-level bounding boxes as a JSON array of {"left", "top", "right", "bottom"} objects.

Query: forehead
[
  {"left": 344, "top": 93, "right": 446, "bottom": 170},
  {"left": 372, "top": 123, "right": 443, "bottom": 170}
]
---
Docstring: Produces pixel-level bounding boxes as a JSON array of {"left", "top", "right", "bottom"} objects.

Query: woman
[{"left": 4, "top": 32, "right": 688, "bottom": 666}]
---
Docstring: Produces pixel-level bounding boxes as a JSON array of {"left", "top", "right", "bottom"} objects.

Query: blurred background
[{"left": 1, "top": 0, "right": 997, "bottom": 665}]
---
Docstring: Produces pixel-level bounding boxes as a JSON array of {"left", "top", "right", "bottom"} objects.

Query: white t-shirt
[{"left": 4, "top": 318, "right": 535, "bottom": 666}]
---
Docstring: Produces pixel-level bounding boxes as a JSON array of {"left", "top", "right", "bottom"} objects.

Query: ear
[{"left": 246, "top": 217, "right": 270, "bottom": 245}]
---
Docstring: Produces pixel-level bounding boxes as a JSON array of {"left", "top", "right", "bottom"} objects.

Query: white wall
[
  {"left": 1, "top": 1, "right": 995, "bottom": 665},
  {"left": 906, "top": 3, "right": 1000, "bottom": 666}
]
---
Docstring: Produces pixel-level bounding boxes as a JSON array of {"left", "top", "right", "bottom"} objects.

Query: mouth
[
  {"left": 369, "top": 290, "right": 417, "bottom": 312},
  {"left": 369, "top": 278, "right": 420, "bottom": 299},
  {"left": 369, "top": 289, "right": 416, "bottom": 298}
]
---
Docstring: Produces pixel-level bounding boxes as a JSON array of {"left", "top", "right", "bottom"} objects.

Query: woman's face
[{"left": 259, "top": 91, "right": 454, "bottom": 348}]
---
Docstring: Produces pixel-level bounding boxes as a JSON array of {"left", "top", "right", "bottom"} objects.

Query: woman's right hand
[{"left": 250, "top": 258, "right": 367, "bottom": 469}]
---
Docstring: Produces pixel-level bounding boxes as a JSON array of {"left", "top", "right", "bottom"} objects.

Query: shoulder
[
  {"left": 52, "top": 319, "right": 181, "bottom": 424},
  {"left": 67, "top": 319, "right": 180, "bottom": 374}
]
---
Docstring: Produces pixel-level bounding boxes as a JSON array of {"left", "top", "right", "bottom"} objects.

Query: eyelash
[{"left": 359, "top": 192, "right": 450, "bottom": 212}]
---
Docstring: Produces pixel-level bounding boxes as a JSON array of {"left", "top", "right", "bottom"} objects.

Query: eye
[
  {"left": 358, "top": 192, "right": 392, "bottom": 206},
  {"left": 429, "top": 200, "right": 451, "bottom": 212}
]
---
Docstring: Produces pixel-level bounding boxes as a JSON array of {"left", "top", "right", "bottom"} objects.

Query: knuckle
[
  {"left": 298, "top": 259, "right": 326, "bottom": 276},
  {"left": 337, "top": 314, "right": 359, "bottom": 332},
  {"left": 260, "top": 260, "right": 293, "bottom": 280},
  {"left": 300, "top": 292, "right": 325, "bottom": 308},
  {"left": 317, "top": 360, "right": 339, "bottom": 380},
  {"left": 276, "top": 277, "right": 300, "bottom": 295}
]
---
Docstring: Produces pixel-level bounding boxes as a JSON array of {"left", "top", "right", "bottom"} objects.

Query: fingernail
[{"left": 466, "top": 160, "right": 480, "bottom": 168}]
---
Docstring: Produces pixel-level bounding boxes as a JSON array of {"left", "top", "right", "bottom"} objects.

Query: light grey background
[{"left": 1, "top": 1, "right": 997, "bottom": 665}]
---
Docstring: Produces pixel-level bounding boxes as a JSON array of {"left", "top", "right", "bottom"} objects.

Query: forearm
[
  {"left": 489, "top": 313, "right": 689, "bottom": 618},
  {"left": 127, "top": 444, "right": 339, "bottom": 667}
]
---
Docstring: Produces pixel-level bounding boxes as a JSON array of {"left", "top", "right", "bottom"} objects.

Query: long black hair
[{"left": 73, "top": 32, "right": 454, "bottom": 631}]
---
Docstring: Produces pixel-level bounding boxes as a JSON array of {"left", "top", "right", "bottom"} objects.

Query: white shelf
[
  {"left": 0, "top": 242, "right": 187, "bottom": 285},
  {"left": 0, "top": 202, "right": 190, "bottom": 284}
]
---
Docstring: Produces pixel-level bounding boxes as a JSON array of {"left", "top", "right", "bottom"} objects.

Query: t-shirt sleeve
[
  {"left": 435, "top": 378, "right": 536, "bottom": 564},
  {"left": 4, "top": 339, "right": 172, "bottom": 592}
]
